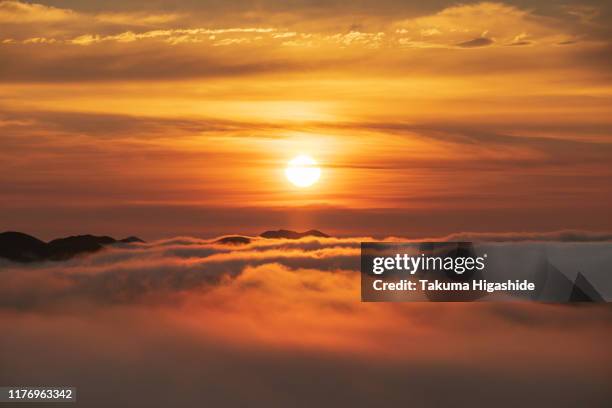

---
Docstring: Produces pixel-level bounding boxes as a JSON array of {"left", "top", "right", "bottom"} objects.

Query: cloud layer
[
  {"left": 3, "top": 231, "right": 611, "bottom": 308},
  {"left": 1, "top": 4, "right": 611, "bottom": 403},
  {"left": 1, "top": 1, "right": 610, "bottom": 80},
  {"left": 1, "top": 233, "right": 611, "bottom": 406}
]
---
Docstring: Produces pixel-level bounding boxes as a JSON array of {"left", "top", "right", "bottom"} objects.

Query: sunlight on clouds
[
  {"left": 0, "top": 1, "right": 611, "bottom": 231},
  {"left": 0, "top": 1, "right": 599, "bottom": 50},
  {"left": 0, "top": 0, "right": 75, "bottom": 23},
  {"left": 95, "top": 12, "right": 183, "bottom": 26}
]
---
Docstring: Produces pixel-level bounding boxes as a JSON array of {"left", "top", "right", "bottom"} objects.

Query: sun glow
[{"left": 285, "top": 155, "right": 321, "bottom": 188}]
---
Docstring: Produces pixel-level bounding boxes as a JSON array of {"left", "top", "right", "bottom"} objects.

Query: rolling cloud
[
  {"left": 0, "top": 233, "right": 611, "bottom": 406},
  {"left": 1, "top": 2, "right": 611, "bottom": 405},
  {"left": 1, "top": 232, "right": 611, "bottom": 309}
]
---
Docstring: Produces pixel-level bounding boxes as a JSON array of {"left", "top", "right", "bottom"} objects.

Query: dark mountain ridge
[
  {"left": 0, "top": 232, "right": 48, "bottom": 262},
  {"left": 1, "top": 229, "right": 329, "bottom": 262},
  {"left": 259, "top": 229, "right": 329, "bottom": 239},
  {"left": 0, "top": 231, "right": 145, "bottom": 263},
  {"left": 216, "top": 229, "right": 331, "bottom": 245},
  {"left": 215, "top": 235, "right": 252, "bottom": 245}
]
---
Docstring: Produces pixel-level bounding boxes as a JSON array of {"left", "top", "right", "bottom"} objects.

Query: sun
[{"left": 285, "top": 155, "right": 321, "bottom": 187}]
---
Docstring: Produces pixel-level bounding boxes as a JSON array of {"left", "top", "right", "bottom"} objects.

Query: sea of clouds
[{"left": 0, "top": 232, "right": 611, "bottom": 407}]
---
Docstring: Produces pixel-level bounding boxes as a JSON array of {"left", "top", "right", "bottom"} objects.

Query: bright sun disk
[{"left": 285, "top": 155, "right": 321, "bottom": 188}]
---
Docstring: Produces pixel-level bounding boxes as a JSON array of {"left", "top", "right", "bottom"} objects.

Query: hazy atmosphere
[
  {"left": 1, "top": 1, "right": 611, "bottom": 407},
  {"left": 1, "top": 0, "right": 611, "bottom": 238}
]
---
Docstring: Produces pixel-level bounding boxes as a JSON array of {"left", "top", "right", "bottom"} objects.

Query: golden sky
[
  {"left": 1, "top": 4, "right": 611, "bottom": 403},
  {"left": 1, "top": 0, "right": 611, "bottom": 238}
]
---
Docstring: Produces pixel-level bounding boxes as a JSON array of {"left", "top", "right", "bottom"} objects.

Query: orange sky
[
  {"left": 1, "top": 4, "right": 611, "bottom": 404},
  {"left": 1, "top": 0, "right": 611, "bottom": 238}
]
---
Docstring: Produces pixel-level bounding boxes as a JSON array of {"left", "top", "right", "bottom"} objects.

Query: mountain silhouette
[
  {"left": 0, "top": 231, "right": 145, "bottom": 263},
  {"left": 0, "top": 232, "right": 49, "bottom": 262},
  {"left": 120, "top": 236, "right": 145, "bottom": 244},
  {"left": 47, "top": 235, "right": 117, "bottom": 261},
  {"left": 260, "top": 229, "right": 329, "bottom": 239},
  {"left": 215, "top": 236, "right": 252, "bottom": 245}
]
